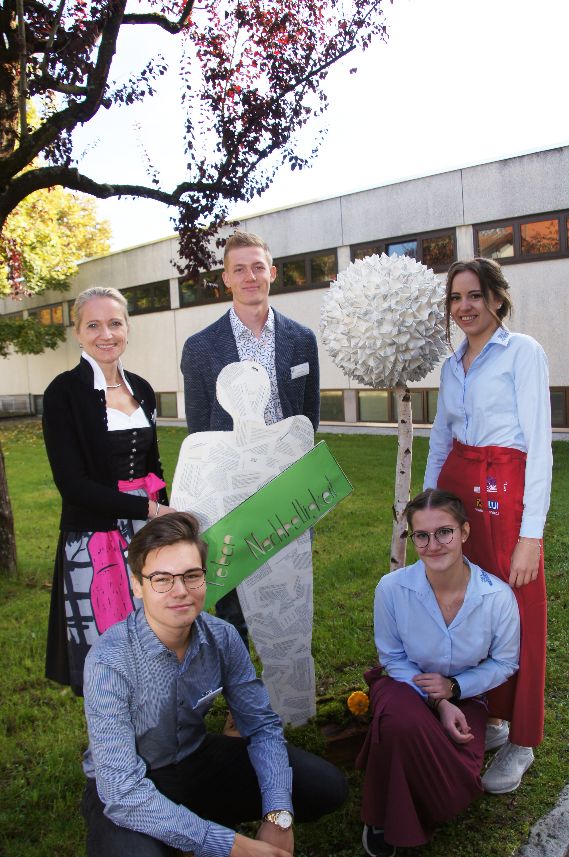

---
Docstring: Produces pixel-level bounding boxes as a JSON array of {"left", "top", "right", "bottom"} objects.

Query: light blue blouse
[
  {"left": 374, "top": 559, "right": 520, "bottom": 700},
  {"left": 423, "top": 327, "right": 552, "bottom": 538}
]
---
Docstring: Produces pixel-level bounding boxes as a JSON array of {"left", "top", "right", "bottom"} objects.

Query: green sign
[{"left": 202, "top": 441, "right": 352, "bottom": 608}]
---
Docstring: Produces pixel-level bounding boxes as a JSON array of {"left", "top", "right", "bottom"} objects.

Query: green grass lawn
[{"left": 1, "top": 420, "right": 568, "bottom": 857}]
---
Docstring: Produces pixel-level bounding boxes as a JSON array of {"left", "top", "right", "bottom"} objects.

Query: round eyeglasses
[
  {"left": 140, "top": 569, "right": 207, "bottom": 593},
  {"left": 409, "top": 526, "right": 460, "bottom": 549}
]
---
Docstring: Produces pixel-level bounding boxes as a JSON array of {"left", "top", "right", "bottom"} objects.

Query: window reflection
[
  {"left": 123, "top": 282, "right": 171, "bottom": 315},
  {"left": 478, "top": 227, "right": 514, "bottom": 259},
  {"left": 422, "top": 235, "right": 454, "bottom": 269},
  {"left": 386, "top": 240, "right": 417, "bottom": 259},
  {"left": 521, "top": 219, "right": 559, "bottom": 255},
  {"left": 320, "top": 391, "right": 344, "bottom": 421},
  {"left": 283, "top": 260, "right": 306, "bottom": 289},
  {"left": 311, "top": 253, "right": 337, "bottom": 284}
]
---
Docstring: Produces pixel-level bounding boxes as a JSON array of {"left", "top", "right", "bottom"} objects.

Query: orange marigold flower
[{"left": 347, "top": 690, "right": 369, "bottom": 716}]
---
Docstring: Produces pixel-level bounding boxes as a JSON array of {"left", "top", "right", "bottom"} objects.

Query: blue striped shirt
[{"left": 83, "top": 608, "right": 292, "bottom": 856}]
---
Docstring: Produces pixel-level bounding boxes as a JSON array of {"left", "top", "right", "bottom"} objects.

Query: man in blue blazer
[
  {"left": 181, "top": 231, "right": 320, "bottom": 434},
  {"left": 180, "top": 230, "right": 320, "bottom": 644}
]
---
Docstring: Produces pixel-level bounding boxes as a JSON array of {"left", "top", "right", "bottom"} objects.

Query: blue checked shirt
[
  {"left": 83, "top": 609, "right": 292, "bottom": 857},
  {"left": 229, "top": 306, "right": 284, "bottom": 425}
]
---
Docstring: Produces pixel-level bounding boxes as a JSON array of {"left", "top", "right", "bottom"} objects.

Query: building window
[
  {"left": 155, "top": 392, "right": 178, "bottom": 418},
  {"left": 351, "top": 229, "right": 455, "bottom": 272},
  {"left": 179, "top": 271, "right": 231, "bottom": 307},
  {"left": 358, "top": 390, "right": 391, "bottom": 422},
  {"left": 475, "top": 211, "right": 569, "bottom": 263},
  {"left": 357, "top": 388, "right": 438, "bottom": 424},
  {"left": 550, "top": 389, "right": 568, "bottom": 428},
  {"left": 320, "top": 391, "right": 345, "bottom": 421},
  {"left": 122, "top": 281, "right": 171, "bottom": 315},
  {"left": 272, "top": 250, "right": 338, "bottom": 295},
  {"left": 27, "top": 303, "right": 64, "bottom": 325},
  {"left": 426, "top": 389, "right": 439, "bottom": 423},
  {"left": 520, "top": 218, "right": 559, "bottom": 256}
]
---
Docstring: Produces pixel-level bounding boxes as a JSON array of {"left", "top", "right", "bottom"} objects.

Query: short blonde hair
[
  {"left": 73, "top": 287, "right": 129, "bottom": 328},
  {"left": 223, "top": 231, "right": 272, "bottom": 269}
]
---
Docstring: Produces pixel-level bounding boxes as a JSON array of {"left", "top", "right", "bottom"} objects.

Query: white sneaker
[
  {"left": 485, "top": 720, "right": 510, "bottom": 752},
  {"left": 481, "top": 741, "right": 534, "bottom": 793}
]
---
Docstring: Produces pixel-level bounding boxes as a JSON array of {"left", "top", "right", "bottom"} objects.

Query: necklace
[{"left": 106, "top": 382, "right": 122, "bottom": 389}]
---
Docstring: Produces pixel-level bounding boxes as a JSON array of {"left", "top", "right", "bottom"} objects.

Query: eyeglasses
[
  {"left": 409, "top": 526, "right": 460, "bottom": 549},
  {"left": 140, "top": 569, "right": 207, "bottom": 593}
]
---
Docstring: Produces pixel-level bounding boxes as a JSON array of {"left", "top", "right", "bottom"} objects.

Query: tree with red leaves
[{"left": 0, "top": 0, "right": 389, "bottom": 278}]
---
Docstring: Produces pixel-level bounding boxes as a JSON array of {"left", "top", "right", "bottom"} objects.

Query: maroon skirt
[{"left": 357, "top": 670, "right": 487, "bottom": 847}]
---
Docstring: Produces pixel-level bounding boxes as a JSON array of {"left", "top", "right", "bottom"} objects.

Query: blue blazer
[{"left": 180, "top": 308, "right": 320, "bottom": 432}]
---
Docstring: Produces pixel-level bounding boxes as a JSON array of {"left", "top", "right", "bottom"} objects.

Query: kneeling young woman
[{"left": 357, "top": 489, "right": 520, "bottom": 857}]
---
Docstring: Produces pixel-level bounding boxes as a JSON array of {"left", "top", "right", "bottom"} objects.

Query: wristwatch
[
  {"left": 263, "top": 810, "right": 294, "bottom": 830},
  {"left": 448, "top": 676, "right": 461, "bottom": 702}
]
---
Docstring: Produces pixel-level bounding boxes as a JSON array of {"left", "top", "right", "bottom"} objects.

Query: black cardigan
[{"left": 42, "top": 358, "right": 168, "bottom": 532}]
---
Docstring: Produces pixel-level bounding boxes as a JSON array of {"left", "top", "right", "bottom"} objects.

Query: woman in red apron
[{"left": 424, "top": 258, "right": 552, "bottom": 794}]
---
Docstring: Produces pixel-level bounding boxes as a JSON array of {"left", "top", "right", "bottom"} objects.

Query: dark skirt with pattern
[{"left": 45, "top": 500, "right": 147, "bottom": 695}]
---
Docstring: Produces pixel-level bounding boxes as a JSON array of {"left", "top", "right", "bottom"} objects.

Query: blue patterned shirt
[
  {"left": 83, "top": 609, "right": 292, "bottom": 857},
  {"left": 229, "top": 306, "right": 284, "bottom": 425}
]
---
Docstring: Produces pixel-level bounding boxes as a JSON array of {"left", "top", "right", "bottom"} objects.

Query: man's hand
[
  {"left": 413, "top": 672, "right": 453, "bottom": 700},
  {"left": 438, "top": 700, "right": 473, "bottom": 744},
  {"left": 509, "top": 538, "right": 541, "bottom": 588},
  {"left": 229, "top": 826, "right": 293, "bottom": 857}
]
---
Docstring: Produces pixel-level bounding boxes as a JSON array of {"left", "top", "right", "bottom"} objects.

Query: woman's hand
[
  {"left": 438, "top": 700, "right": 473, "bottom": 744},
  {"left": 230, "top": 827, "right": 293, "bottom": 857},
  {"left": 509, "top": 538, "right": 541, "bottom": 588},
  {"left": 148, "top": 502, "right": 178, "bottom": 520},
  {"left": 257, "top": 821, "right": 294, "bottom": 855},
  {"left": 413, "top": 672, "right": 453, "bottom": 700}
]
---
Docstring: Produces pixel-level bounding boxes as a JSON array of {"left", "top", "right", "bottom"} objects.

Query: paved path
[
  {"left": 159, "top": 419, "right": 569, "bottom": 441},
  {"left": 516, "top": 785, "right": 569, "bottom": 857}
]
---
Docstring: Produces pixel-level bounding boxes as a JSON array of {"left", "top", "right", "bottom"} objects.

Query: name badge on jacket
[{"left": 290, "top": 362, "right": 309, "bottom": 380}]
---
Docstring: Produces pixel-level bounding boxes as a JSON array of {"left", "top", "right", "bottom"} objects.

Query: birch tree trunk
[
  {"left": 0, "top": 443, "right": 17, "bottom": 574},
  {"left": 390, "top": 383, "right": 412, "bottom": 571}
]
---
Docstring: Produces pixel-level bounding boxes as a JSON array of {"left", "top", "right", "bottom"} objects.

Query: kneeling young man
[{"left": 81, "top": 512, "right": 347, "bottom": 857}]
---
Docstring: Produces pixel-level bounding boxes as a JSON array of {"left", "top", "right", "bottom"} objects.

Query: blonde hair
[
  {"left": 223, "top": 231, "right": 272, "bottom": 268},
  {"left": 73, "top": 287, "right": 129, "bottom": 328}
]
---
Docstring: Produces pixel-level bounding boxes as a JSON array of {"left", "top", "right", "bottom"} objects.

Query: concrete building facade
[{"left": 2, "top": 145, "right": 568, "bottom": 428}]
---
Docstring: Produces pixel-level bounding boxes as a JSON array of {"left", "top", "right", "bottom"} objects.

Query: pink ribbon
[{"left": 118, "top": 471, "right": 166, "bottom": 501}]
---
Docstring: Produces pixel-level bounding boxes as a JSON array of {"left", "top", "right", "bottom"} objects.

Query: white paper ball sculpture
[{"left": 320, "top": 253, "right": 447, "bottom": 388}]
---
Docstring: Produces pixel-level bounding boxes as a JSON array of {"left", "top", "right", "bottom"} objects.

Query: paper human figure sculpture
[
  {"left": 321, "top": 252, "right": 447, "bottom": 569},
  {"left": 171, "top": 360, "right": 316, "bottom": 726}
]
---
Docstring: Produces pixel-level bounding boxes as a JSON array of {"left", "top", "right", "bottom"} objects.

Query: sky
[{"left": 73, "top": 0, "right": 569, "bottom": 251}]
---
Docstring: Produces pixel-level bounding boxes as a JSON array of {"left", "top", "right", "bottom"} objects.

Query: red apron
[{"left": 438, "top": 440, "right": 546, "bottom": 747}]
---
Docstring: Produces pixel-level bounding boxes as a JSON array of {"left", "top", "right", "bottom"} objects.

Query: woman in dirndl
[
  {"left": 358, "top": 489, "right": 519, "bottom": 857},
  {"left": 424, "top": 257, "right": 552, "bottom": 794},
  {"left": 43, "top": 287, "right": 175, "bottom": 694}
]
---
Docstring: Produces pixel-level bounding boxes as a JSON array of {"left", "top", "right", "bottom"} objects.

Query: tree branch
[
  {"left": 122, "top": 0, "right": 195, "bottom": 35},
  {"left": 16, "top": 0, "right": 29, "bottom": 142},
  {"left": 39, "top": 0, "right": 67, "bottom": 78},
  {"left": 0, "top": 165, "right": 224, "bottom": 228},
  {"left": 32, "top": 76, "right": 90, "bottom": 96},
  {"left": 0, "top": 0, "right": 127, "bottom": 182},
  {"left": 122, "top": 12, "right": 183, "bottom": 34}
]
